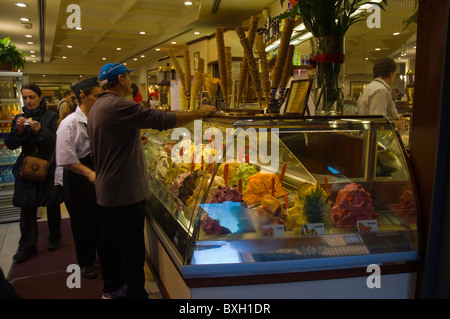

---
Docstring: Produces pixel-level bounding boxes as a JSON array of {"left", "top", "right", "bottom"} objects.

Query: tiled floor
[{"left": 0, "top": 204, "right": 162, "bottom": 299}]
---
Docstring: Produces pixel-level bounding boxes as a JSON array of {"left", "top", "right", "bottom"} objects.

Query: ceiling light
[
  {"left": 140, "top": 31, "right": 146, "bottom": 35},
  {"left": 375, "top": 48, "right": 381, "bottom": 51},
  {"left": 365, "top": 57, "right": 369, "bottom": 60},
  {"left": 155, "top": 48, "right": 160, "bottom": 51},
  {"left": 25, "top": 35, "right": 32, "bottom": 38},
  {"left": 102, "top": 58, "right": 106, "bottom": 60},
  {"left": 67, "top": 45, "right": 72, "bottom": 48},
  {"left": 393, "top": 32, "right": 400, "bottom": 36},
  {"left": 133, "top": 58, "right": 138, "bottom": 61},
  {"left": 62, "top": 56, "right": 67, "bottom": 59},
  {"left": 27, "top": 41, "right": 33, "bottom": 44},
  {"left": 15, "top": 3, "right": 28, "bottom": 7},
  {"left": 171, "top": 41, "right": 176, "bottom": 44},
  {"left": 140, "top": 55, "right": 145, "bottom": 58},
  {"left": 123, "top": 63, "right": 127, "bottom": 65},
  {"left": 194, "top": 31, "right": 200, "bottom": 35},
  {"left": 184, "top": 1, "right": 193, "bottom": 5},
  {"left": 116, "top": 47, "right": 121, "bottom": 50},
  {"left": 30, "top": 50, "right": 35, "bottom": 53},
  {"left": 76, "top": 27, "right": 82, "bottom": 30},
  {"left": 20, "top": 18, "right": 30, "bottom": 22},
  {"left": 42, "top": 75, "right": 46, "bottom": 77}
]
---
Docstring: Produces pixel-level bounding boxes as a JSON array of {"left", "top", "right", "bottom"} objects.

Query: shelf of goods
[
  {"left": 0, "top": 71, "right": 23, "bottom": 223},
  {"left": 142, "top": 115, "right": 421, "bottom": 299}
]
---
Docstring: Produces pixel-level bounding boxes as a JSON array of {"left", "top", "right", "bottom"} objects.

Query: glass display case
[{"left": 144, "top": 115, "right": 420, "bottom": 281}]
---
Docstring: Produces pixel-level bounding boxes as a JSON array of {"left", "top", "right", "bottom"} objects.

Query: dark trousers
[
  {"left": 99, "top": 200, "right": 147, "bottom": 299},
  {"left": 64, "top": 200, "right": 100, "bottom": 267},
  {"left": 18, "top": 202, "right": 61, "bottom": 252}
]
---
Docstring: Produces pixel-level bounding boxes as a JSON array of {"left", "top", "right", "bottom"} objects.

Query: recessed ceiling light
[
  {"left": 42, "top": 74, "right": 46, "bottom": 77},
  {"left": 140, "top": 31, "right": 146, "bottom": 35},
  {"left": 26, "top": 41, "right": 33, "bottom": 44},
  {"left": 62, "top": 56, "right": 67, "bottom": 59},
  {"left": 25, "top": 34, "right": 32, "bottom": 38},
  {"left": 15, "top": 3, "right": 28, "bottom": 7},
  {"left": 194, "top": 31, "right": 200, "bottom": 35},
  {"left": 76, "top": 27, "right": 82, "bottom": 30},
  {"left": 155, "top": 48, "right": 160, "bottom": 51},
  {"left": 375, "top": 48, "right": 381, "bottom": 51},
  {"left": 123, "top": 63, "right": 127, "bottom": 65},
  {"left": 102, "top": 57, "right": 106, "bottom": 60},
  {"left": 133, "top": 58, "right": 138, "bottom": 61},
  {"left": 365, "top": 57, "right": 369, "bottom": 60},
  {"left": 184, "top": 1, "right": 193, "bottom": 5},
  {"left": 116, "top": 47, "right": 121, "bottom": 50},
  {"left": 20, "top": 18, "right": 30, "bottom": 22},
  {"left": 140, "top": 55, "right": 145, "bottom": 58},
  {"left": 171, "top": 41, "right": 176, "bottom": 44},
  {"left": 67, "top": 45, "right": 72, "bottom": 48},
  {"left": 30, "top": 50, "right": 35, "bottom": 53},
  {"left": 393, "top": 32, "right": 400, "bottom": 36}
]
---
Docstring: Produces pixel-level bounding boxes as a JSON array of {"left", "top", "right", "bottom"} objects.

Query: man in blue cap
[{"left": 88, "top": 63, "right": 215, "bottom": 299}]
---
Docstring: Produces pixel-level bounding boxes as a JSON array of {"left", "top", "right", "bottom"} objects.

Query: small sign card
[
  {"left": 301, "top": 223, "right": 325, "bottom": 236},
  {"left": 262, "top": 224, "right": 285, "bottom": 237},
  {"left": 357, "top": 220, "right": 378, "bottom": 233}
]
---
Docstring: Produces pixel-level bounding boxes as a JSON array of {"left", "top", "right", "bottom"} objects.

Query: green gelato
[{"left": 232, "top": 163, "right": 259, "bottom": 190}]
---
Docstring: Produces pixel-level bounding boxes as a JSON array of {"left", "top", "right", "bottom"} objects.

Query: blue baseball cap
[{"left": 99, "top": 63, "right": 136, "bottom": 85}]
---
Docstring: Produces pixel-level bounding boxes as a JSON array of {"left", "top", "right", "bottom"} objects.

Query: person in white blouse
[
  {"left": 55, "top": 77, "right": 101, "bottom": 280},
  {"left": 357, "top": 57, "right": 399, "bottom": 120}
]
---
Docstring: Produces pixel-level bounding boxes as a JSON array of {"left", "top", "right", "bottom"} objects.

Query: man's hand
[{"left": 197, "top": 104, "right": 216, "bottom": 117}]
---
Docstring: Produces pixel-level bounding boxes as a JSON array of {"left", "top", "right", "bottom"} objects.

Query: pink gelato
[
  {"left": 388, "top": 189, "right": 415, "bottom": 224},
  {"left": 331, "top": 183, "right": 377, "bottom": 227}
]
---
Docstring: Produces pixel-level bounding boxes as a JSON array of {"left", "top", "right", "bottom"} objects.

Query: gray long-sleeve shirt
[{"left": 87, "top": 92, "right": 177, "bottom": 207}]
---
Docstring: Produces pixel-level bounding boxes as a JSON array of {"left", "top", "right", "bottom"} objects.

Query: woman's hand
[
  {"left": 29, "top": 120, "right": 41, "bottom": 132},
  {"left": 16, "top": 117, "right": 26, "bottom": 135}
]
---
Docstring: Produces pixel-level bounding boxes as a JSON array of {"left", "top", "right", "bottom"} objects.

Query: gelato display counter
[{"left": 143, "top": 115, "right": 421, "bottom": 299}]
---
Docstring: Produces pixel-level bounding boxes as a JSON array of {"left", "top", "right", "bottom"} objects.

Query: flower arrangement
[
  {"left": 0, "top": 37, "right": 27, "bottom": 70},
  {"left": 277, "top": 0, "right": 388, "bottom": 114},
  {"left": 149, "top": 89, "right": 160, "bottom": 100}
]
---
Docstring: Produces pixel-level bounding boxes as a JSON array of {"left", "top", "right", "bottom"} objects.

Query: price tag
[
  {"left": 357, "top": 220, "right": 378, "bottom": 233},
  {"left": 301, "top": 223, "right": 325, "bottom": 236},
  {"left": 262, "top": 224, "right": 285, "bottom": 237}
]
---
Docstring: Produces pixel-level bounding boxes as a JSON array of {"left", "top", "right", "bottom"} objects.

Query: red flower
[{"left": 288, "top": 0, "right": 298, "bottom": 6}]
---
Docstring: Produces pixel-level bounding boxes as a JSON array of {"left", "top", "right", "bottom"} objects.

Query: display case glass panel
[{"left": 144, "top": 115, "right": 419, "bottom": 274}]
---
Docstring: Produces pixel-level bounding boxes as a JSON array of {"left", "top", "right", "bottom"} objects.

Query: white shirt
[
  {"left": 357, "top": 77, "right": 398, "bottom": 119},
  {"left": 56, "top": 106, "right": 91, "bottom": 176}
]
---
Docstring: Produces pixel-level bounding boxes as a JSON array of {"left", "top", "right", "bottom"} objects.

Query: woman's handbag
[{"left": 19, "top": 155, "right": 51, "bottom": 182}]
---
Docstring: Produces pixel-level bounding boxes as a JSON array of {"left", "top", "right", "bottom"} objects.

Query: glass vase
[{"left": 314, "top": 36, "right": 345, "bottom": 115}]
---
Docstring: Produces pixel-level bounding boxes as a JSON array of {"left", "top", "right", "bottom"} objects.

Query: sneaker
[
  {"left": 13, "top": 246, "right": 37, "bottom": 262},
  {"left": 102, "top": 284, "right": 127, "bottom": 299},
  {"left": 47, "top": 240, "right": 61, "bottom": 252},
  {"left": 81, "top": 266, "right": 98, "bottom": 279}
]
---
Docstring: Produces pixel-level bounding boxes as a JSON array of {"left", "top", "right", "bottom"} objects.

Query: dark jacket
[{"left": 4, "top": 100, "right": 59, "bottom": 208}]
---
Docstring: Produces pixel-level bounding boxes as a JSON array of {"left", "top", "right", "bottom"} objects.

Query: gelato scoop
[
  {"left": 331, "top": 183, "right": 377, "bottom": 227},
  {"left": 232, "top": 163, "right": 258, "bottom": 190},
  {"left": 243, "top": 171, "right": 286, "bottom": 206}
]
